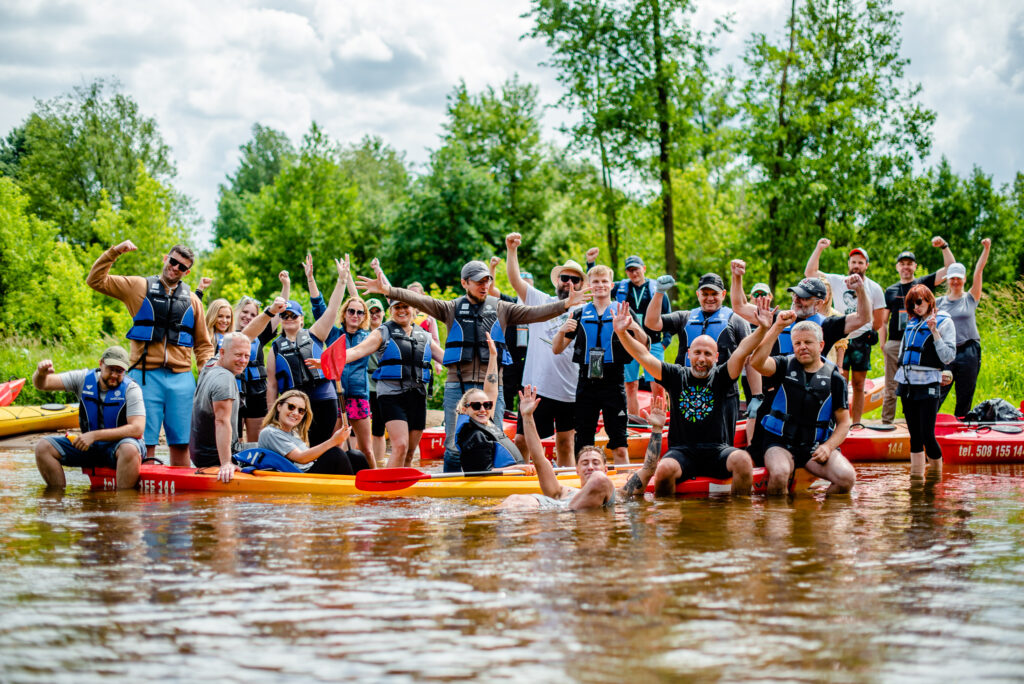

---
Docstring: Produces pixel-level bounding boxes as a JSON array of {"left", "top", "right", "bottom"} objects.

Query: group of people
[{"left": 32, "top": 230, "right": 993, "bottom": 504}]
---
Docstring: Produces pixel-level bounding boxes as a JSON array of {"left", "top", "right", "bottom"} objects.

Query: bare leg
[
  {"left": 405, "top": 429, "right": 424, "bottom": 468},
  {"left": 34, "top": 440, "right": 66, "bottom": 488},
  {"left": 625, "top": 380, "right": 640, "bottom": 418},
  {"left": 727, "top": 449, "right": 754, "bottom": 495},
  {"left": 651, "top": 458, "right": 682, "bottom": 498},
  {"left": 764, "top": 446, "right": 794, "bottom": 496},
  {"left": 386, "top": 420, "right": 410, "bottom": 469},
  {"left": 495, "top": 494, "right": 542, "bottom": 511},
  {"left": 804, "top": 449, "right": 856, "bottom": 494},
  {"left": 245, "top": 417, "right": 264, "bottom": 443},
  {"left": 650, "top": 380, "right": 666, "bottom": 403},
  {"left": 611, "top": 445, "right": 629, "bottom": 466},
  {"left": 909, "top": 451, "right": 926, "bottom": 478},
  {"left": 555, "top": 430, "right": 575, "bottom": 467},
  {"left": 568, "top": 472, "right": 615, "bottom": 510},
  {"left": 372, "top": 435, "right": 387, "bottom": 467},
  {"left": 927, "top": 456, "right": 942, "bottom": 473},
  {"left": 850, "top": 370, "right": 867, "bottom": 424},
  {"left": 146, "top": 444, "right": 157, "bottom": 460},
  {"left": 168, "top": 444, "right": 189, "bottom": 467},
  {"left": 351, "top": 417, "right": 373, "bottom": 464},
  {"left": 115, "top": 443, "right": 142, "bottom": 490}
]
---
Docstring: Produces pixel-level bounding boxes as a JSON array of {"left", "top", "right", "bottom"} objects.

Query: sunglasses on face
[
  {"left": 282, "top": 401, "right": 306, "bottom": 415},
  {"left": 167, "top": 255, "right": 192, "bottom": 272},
  {"left": 560, "top": 274, "right": 582, "bottom": 284},
  {"left": 346, "top": 308, "right": 366, "bottom": 316},
  {"left": 467, "top": 401, "right": 494, "bottom": 411},
  {"left": 909, "top": 299, "right": 925, "bottom": 307},
  {"left": 752, "top": 292, "right": 770, "bottom": 298},
  {"left": 280, "top": 312, "right": 299, "bottom": 320}
]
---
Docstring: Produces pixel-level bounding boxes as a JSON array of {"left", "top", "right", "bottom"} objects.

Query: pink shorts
[{"left": 341, "top": 397, "right": 371, "bottom": 421}]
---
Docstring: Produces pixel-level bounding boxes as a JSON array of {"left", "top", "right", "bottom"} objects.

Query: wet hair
[
  {"left": 339, "top": 296, "right": 369, "bottom": 330},
  {"left": 169, "top": 244, "right": 195, "bottom": 263},
  {"left": 205, "top": 298, "right": 234, "bottom": 337},
  {"left": 904, "top": 284, "right": 936, "bottom": 318},
  {"left": 577, "top": 445, "right": 607, "bottom": 463},
  {"left": 791, "top": 320, "right": 823, "bottom": 343},
  {"left": 262, "top": 389, "right": 312, "bottom": 445},
  {"left": 587, "top": 264, "right": 614, "bottom": 281}
]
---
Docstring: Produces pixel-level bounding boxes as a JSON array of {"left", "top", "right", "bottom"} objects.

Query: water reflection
[{"left": 0, "top": 453, "right": 1022, "bottom": 680}]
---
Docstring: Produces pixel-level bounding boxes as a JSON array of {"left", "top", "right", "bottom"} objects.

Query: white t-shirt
[
  {"left": 520, "top": 285, "right": 579, "bottom": 403},
  {"left": 824, "top": 273, "right": 885, "bottom": 338}
]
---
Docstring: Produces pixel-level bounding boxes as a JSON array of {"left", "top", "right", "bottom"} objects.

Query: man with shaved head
[{"left": 614, "top": 302, "right": 770, "bottom": 495}]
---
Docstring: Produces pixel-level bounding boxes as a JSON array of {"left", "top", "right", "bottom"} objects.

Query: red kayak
[
  {"left": 938, "top": 422, "right": 1024, "bottom": 464},
  {"left": 0, "top": 378, "right": 25, "bottom": 407}
]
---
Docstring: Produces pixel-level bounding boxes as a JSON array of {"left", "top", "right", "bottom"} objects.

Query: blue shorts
[
  {"left": 128, "top": 367, "right": 196, "bottom": 446},
  {"left": 624, "top": 342, "right": 664, "bottom": 383},
  {"left": 43, "top": 435, "right": 145, "bottom": 468}
]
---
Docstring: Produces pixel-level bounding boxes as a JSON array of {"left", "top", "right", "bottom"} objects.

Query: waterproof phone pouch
[
  {"left": 898, "top": 311, "right": 908, "bottom": 331},
  {"left": 588, "top": 348, "right": 605, "bottom": 380},
  {"left": 517, "top": 325, "right": 529, "bottom": 347}
]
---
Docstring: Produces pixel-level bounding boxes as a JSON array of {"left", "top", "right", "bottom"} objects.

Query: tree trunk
[
  {"left": 767, "top": 0, "right": 798, "bottom": 295},
  {"left": 652, "top": 0, "right": 677, "bottom": 296}
]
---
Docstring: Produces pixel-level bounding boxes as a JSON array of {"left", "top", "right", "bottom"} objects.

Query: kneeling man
[{"left": 748, "top": 304, "right": 856, "bottom": 495}]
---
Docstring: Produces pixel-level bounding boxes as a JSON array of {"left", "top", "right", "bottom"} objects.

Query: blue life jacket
[
  {"left": 214, "top": 332, "right": 224, "bottom": 351},
  {"left": 778, "top": 313, "right": 826, "bottom": 354},
  {"left": 682, "top": 306, "right": 734, "bottom": 367},
  {"left": 242, "top": 336, "right": 268, "bottom": 385},
  {"left": 272, "top": 329, "right": 325, "bottom": 392},
  {"left": 615, "top": 278, "right": 656, "bottom": 305},
  {"left": 760, "top": 356, "right": 837, "bottom": 447},
  {"left": 373, "top": 321, "right": 432, "bottom": 384},
  {"left": 78, "top": 369, "right": 135, "bottom": 438},
  {"left": 573, "top": 302, "right": 616, "bottom": 364},
  {"left": 442, "top": 295, "right": 511, "bottom": 366},
  {"left": 900, "top": 312, "right": 951, "bottom": 370},
  {"left": 232, "top": 447, "right": 303, "bottom": 473},
  {"left": 454, "top": 414, "right": 520, "bottom": 470},
  {"left": 126, "top": 276, "right": 195, "bottom": 348}
]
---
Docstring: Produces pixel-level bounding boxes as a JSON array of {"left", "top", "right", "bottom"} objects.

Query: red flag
[{"left": 320, "top": 335, "right": 347, "bottom": 380}]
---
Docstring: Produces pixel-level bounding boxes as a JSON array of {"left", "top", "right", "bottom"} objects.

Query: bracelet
[
  {"left": 940, "top": 243, "right": 949, "bottom": 249},
  {"left": 263, "top": 307, "right": 274, "bottom": 317}
]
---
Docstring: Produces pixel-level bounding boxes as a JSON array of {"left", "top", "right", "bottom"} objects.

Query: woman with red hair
[{"left": 895, "top": 284, "right": 957, "bottom": 475}]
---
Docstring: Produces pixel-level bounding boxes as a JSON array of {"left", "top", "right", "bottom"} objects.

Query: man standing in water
[
  {"left": 505, "top": 232, "right": 586, "bottom": 467},
  {"left": 87, "top": 240, "right": 214, "bottom": 465},
  {"left": 358, "top": 260, "right": 590, "bottom": 472},
  {"left": 804, "top": 238, "right": 886, "bottom": 423}
]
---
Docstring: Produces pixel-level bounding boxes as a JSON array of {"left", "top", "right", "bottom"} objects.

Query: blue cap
[
  {"left": 625, "top": 255, "right": 645, "bottom": 269},
  {"left": 284, "top": 300, "right": 303, "bottom": 317}
]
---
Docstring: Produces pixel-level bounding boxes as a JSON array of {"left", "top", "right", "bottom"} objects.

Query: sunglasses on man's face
[
  {"left": 283, "top": 401, "right": 306, "bottom": 415},
  {"left": 346, "top": 308, "right": 366, "bottom": 316},
  {"left": 467, "top": 401, "right": 494, "bottom": 411},
  {"left": 280, "top": 312, "right": 299, "bottom": 320},
  {"left": 560, "top": 274, "right": 582, "bottom": 284},
  {"left": 167, "top": 255, "right": 191, "bottom": 272}
]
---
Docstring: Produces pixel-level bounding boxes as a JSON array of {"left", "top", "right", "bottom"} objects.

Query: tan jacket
[
  {"left": 389, "top": 287, "right": 568, "bottom": 385},
  {"left": 87, "top": 248, "right": 214, "bottom": 373}
]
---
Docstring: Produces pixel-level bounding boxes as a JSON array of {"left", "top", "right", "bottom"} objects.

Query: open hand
[
  {"left": 484, "top": 332, "right": 497, "bottom": 359},
  {"left": 754, "top": 296, "right": 777, "bottom": 328},
  {"left": 218, "top": 463, "right": 238, "bottom": 483},
  {"left": 356, "top": 273, "right": 388, "bottom": 296},
  {"left": 304, "top": 357, "right": 322, "bottom": 370},
  {"left": 612, "top": 301, "right": 632, "bottom": 333},
  {"left": 336, "top": 255, "right": 349, "bottom": 279},
  {"left": 565, "top": 285, "right": 593, "bottom": 308},
  {"left": 640, "top": 395, "right": 667, "bottom": 430},
  {"left": 518, "top": 385, "right": 541, "bottom": 417},
  {"left": 303, "top": 254, "right": 314, "bottom": 280}
]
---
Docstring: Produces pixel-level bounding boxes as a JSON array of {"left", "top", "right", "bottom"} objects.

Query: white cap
[{"left": 947, "top": 263, "right": 967, "bottom": 279}]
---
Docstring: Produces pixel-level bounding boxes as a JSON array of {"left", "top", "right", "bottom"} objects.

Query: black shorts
[
  {"left": 664, "top": 444, "right": 737, "bottom": 480},
  {"left": 574, "top": 379, "right": 628, "bottom": 451},
  {"left": 515, "top": 395, "right": 575, "bottom": 438},
  {"left": 761, "top": 442, "right": 816, "bottom": 469},
  {"left": 843, "top": 333, "right": 875, "bottom": 372},
  {"left": 369, "top": 391, "right": 385, "bottom": 437},
  {"left": 378, "top": 390, "right": 427, "bottom": 432},
  {"left": 240, "top": 390, "right": 268, "bottom": 419}
]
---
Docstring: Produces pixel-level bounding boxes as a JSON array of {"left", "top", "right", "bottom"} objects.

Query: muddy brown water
[{"left": 1, "top": 450, "right": 1023, "bottom": 682}]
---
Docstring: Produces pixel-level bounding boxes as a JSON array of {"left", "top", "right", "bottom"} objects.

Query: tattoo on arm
[
  {"left": 644, "top": 430, "right": 662, "bottom": 470},
  {"left": 486, "top": 373, "right": 498, "bottom": 384},
  {"left": 622, "top": 473, "right": 643, "bottom": 497}
]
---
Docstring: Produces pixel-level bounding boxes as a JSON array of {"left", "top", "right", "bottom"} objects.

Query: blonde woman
[
  {"left": 258, "top": 389, "right": 370, "bottom": 474},
  {"left": 204, "top": 298, "right": 234, "bottom": 351}
]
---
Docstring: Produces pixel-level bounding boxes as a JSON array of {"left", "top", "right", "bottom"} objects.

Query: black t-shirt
[
  {"left": 884, "top": 273, "right": 938, "bottom": 341},
  {"left": 753, "top": 355, "right": 848, "bottom": 449},
  {"left": 564, "top": 307, "right": 639, "bottom": 385},
  {"left": 660, "top": 361, "right": 736, "bottom": 447},
  {"left": 661, "top": 308, "right": 749, "bottom": 366}
]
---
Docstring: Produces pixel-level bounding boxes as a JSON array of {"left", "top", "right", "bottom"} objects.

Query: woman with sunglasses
[
  {"left": 267, "top": 258, "right": 349, "bottom": 448},
  {"left": 342, "top": 298, "right": 444, "bottom": 467},
  {"left": 937, "top": 238, "right": 991, "bottom": 417},
  {"left": 896, "top": 284, "right": 957, "bottom": 475},
  {"left": 258, "top": 390, "right": 370, "bottom": 474},
  {"left": 455, "top": 334, "right": 533, "bottom": 473}
]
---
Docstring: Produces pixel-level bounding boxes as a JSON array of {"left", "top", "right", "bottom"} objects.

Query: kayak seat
[{"left": 233, "top": 448, "right": 303, "bottom": 473}]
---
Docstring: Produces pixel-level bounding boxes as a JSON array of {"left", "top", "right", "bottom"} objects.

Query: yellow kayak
[{"left": 0, "top": 404, "right": 79, "bottom": 437}]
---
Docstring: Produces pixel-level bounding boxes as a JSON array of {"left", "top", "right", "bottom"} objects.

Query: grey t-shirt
[
  {"left": 189, "top": 364, "right": 239, "bottom": 467},
  {"left": 937, "top": 293, "right": 980, "bottom": 344},
  {"left": 60, "top": 369, "right": 146, "bottom": 422},
  {"left": 257, "top": 426, "right": 311, "bottom": 471}
]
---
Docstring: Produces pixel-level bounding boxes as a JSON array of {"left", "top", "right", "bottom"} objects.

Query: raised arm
[
  {"left": 584, "top": 247, "right": 599, "bottom": 272},
  {"left": 86, "top": 241, "right": 144, "bottom": 299},
  {"left": 970, "top": 238, "right": 991, "bottom": 301},
  {"left": 805, "top": 237, "right": 830, "bottom": 279},
  {"left": 488, "top": 257, "right": 503, "bottom": 298},
  {"left": 343, "top": 254, "right": 359, "bottom": 300},
  {"left": 841, "top": 274, "right": 871, "bottom": 335},
  {"left": 482, "top": 334, "right": 499, "bottom": 407},
  {"left": 240, "top": 297, "right": 286, "bottom": 341},
  {"left": 309, "top": 257, "right": 349, "bottom": 343},
  {"left": 619, "top": 395, "right": 666, "bottom": 499},
  {"left": 303, "top": 254, "right": 320, "bottom": 299},
  {"left": 932, "top": 235, "right": 955, "bottom": 283},
  {"left": 278, "top": 270, "right": 291, "bottom": 303},
  {"left": 614, "top": 302, "right": 662, "bottom": 381},
  {"left": 505, "top": 233, "right": 529, "bottom": 300},
  {"left": 727, "top": 318, "right": 769, "bottom": 380},
  {"left": 643, "top": 276, "right": 675, "bottom": 332},
  {"left": 31, "top": 360, "right": 68, "bottom": 392},
  {"left": 750, "top": 299, "right": 789, "bottom": 377},
  {"left": 519, "top": 386, "right": 566, "bottom": 499},
  {"left": 729, "top": 259, "right": 757, "bottom": 324}
]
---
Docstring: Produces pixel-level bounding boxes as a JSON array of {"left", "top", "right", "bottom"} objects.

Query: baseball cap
[
  {"left": 750, "top": 282, "right": 771, "bottom": 296},
  {"left": 896, "top": 251, "right": 916, "bottom": 263},
  {"left": 624, "top": 255, "right": 645, "bottom": 269},
  {"left": 788, "top": 277, "right": 828, "bottom": 300},
  {"left": 849, "top": 247, "right": 869, "bottom": 261},
  {"left": 101, "top": 346, "right": 131, "bottom": 370},
  {"left": 947, "top": 263, "right": 967, "bottom": 279},
  {"left": 461, "top": 260, "right": 491, "bottom": 282},
  {"left": 367, "top": 299, "right": 385, "bottom": 312},
  {"left": 284, "top": 300, "right": 304, "bottom": 317},
  {"left": 697, "top": 273, "right": 725, "bottom": 292}
]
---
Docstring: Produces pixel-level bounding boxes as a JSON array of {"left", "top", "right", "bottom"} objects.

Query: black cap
[
  {"left": 896, "top": 250, "right": 916, "bottom": 263},
  {"left": 787, "top": 277, "right": 827, "bottom": 300},
  {"left": 624, "top": 255, "right": 645, "bottom": 269},
  {"left": 697, "top": 273, "right": 725, "bottom": 292}
]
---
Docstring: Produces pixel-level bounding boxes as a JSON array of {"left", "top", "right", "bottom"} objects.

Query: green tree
[
  {"left": 212, "top": 123, "right": 296, "bottom": 245},
  {"left": 6, "top": 79, "right": 180, "bottom": 246},
  {"left": 337, "top": 135, "right": 410, "bottom": 265}
]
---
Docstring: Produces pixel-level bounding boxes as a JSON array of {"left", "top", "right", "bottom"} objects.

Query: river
[{"left": 1, "top": 451, "right": 1022, "bottom": 682}]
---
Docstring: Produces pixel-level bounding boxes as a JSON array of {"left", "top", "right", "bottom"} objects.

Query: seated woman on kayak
[
  {"left": 204, "top": 298, "right": 234, "bottom": 350},
  {"left": 455, "top": 334, "right": 535, "bottom": 474},
  {"left": 496, "top": 386, "right": 668, "bottom": 511},
  {"left": 258, "top": 390, "right": 370, "bottom": 475},
  {"left": 896, "top": 284, "right": 957, "bottom": 476}
]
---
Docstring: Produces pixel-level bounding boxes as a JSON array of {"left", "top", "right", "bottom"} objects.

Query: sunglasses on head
[
  {"left": 467, "top": 401, "right": 493, "bottom": 411},
  {"left": 280, "top": 312, "right": 299, "bottom": 320},
  {"left": 282, "top": 401, "right": 306, "bottom": 415},
  {"left": 346, "top": 308, "right": 366, "bottom": 316},
  {"left": 560, "top": 274, "right": 582, "bottom": 284},
  {"left": 167, "top": 255, "right": 191, "bottom": 272}
]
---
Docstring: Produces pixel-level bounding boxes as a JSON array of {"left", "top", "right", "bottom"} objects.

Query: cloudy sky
[{"left": 1, "top": 0, "right": 1021, "bottom": 246}]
